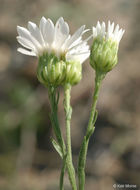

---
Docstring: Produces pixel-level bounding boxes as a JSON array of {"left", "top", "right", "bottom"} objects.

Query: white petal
[
  {"left": 62, "top": 34, "right": 71, "bottom": 49},
  {"left": 65, "top": 25, "right": 85, "bottom": 48},
  {"left": 17, "top": 26, "right": 41, "bottom": 50},
  {"left": 92, "top": 20, "right": 124, "bottom": 44},
  {"left": 17, "top": 17, "right": 91, "bottom": 60},
  {"left": 54, "top": 17, "right": 69, "bottom": 47},
  {"left": 120, "top": 30, "right": 125, "bottom": 41},
  {"left": 28, "top": 21, "right": 44, "bottom": 45},
  {"left": 107, "top": 21, "right": 111, "bottom": 39},
  {"left": 78, "top": 52, "right": 90, "bottom": 63},
  {"left": 68, "top": 28, "right": 90, "bottom": 50},
  {"left": 62, "top": 21, "right": 69, "bottom": 37},
  {"left": 69, "top": 35, "right": 92, "bottom": 51},
  {"left": 82, "top": 29, "right": 90, "bottom": 34},
  {"left": 92, "top": 27, "right": 97, "bottom": 38},
  {"left": 68, "top": 37, "right": 82, "bottom": 49},
  {"left": 101, "top": 22, "right": 105, "bottom": 37},
  {"left": 116, "top": 29, "right": 122, "bottom": 42},
  {"left": 114, "top": 24, "right": 120, "bottom": 39},
  {"left": 39, "top": 16, "right": 47, "bottom": 36},
  {"left": 17, "top": 47, "right": 36, "bottom": 56},
  {"left": 69, "top": 47, "right": 89, "bottom": 55},
  {"left": 17, "top": 36, "right": 36, "bottom": 51},
  {"left": 43, "top": 18, "right": 55, "bottom": 45},
  {"left": 117, "top": 29, "right": 125, "bottom": 43},
  {"left": 107, "top": 21, "right": 111, "bottom": 32},
  {"left": 66, "top": 51, "right": 90, "bottom": 64},
  {"left": 110, "top": 22, "right": 114, "bottom": 34},
  {"left": 96, "top": 21, "right": 101, "bottom": 35}
]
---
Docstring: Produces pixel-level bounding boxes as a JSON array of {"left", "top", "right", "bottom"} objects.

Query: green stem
[
  {"left": 86, "top": 72, "right": 104, "bottom": 135},
  {"left": 48, "top": 86, "right": 66, "bottom": 190},
  {"left": 48, "top": 87, "right": 65, "bottom": 154},
  {"left": 64, "top": 83, "right": 77, "bottom": 190},
  {"left": 60, "top": 155, "right": 67, "bottom": 190},
  {"left": 78, "top": 72, "right": 105, "bottom": 190}
]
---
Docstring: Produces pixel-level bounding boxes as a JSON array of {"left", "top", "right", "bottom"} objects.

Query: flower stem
[
  {"left": 60, "top": 154, "right": 67, "bottom": 190},
  {"left": 78, "top": 72, "right": 105, "bottom": 190},
  {"left": 48, "top": 86, "right": 66, "bottom": 190},
  {"left": 48, "top": 87, "right": 65, "bottom": 154},
  {"left": 64, "top": 83, "right": 77, "bottom": 190},
  {"left": 86, "top": 72, "right": 104, "bottom": 134}
]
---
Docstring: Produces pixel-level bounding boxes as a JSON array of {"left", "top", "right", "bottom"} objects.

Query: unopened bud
[
  {"left": 64, "top": 61, "right": 82, "bottom": 86},
  {"left": 37, "top": 53, "right": 66, "bottom": 87}
]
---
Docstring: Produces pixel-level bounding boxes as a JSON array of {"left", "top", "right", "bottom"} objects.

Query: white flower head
[
  {"left": 90, "top": 21, "right": 125, "bottom": 74},
  {"left": 92, "top": 21, "right": 125, "bottom": 45},
  {"left": 17, "top": 17, "right": 90, "bottom": 64}
]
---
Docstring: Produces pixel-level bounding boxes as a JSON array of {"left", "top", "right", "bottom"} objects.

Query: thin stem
[
  {"left": 48, "top": 87, "right": 65, "bottom": 154},
  {"left": 64, "top": 83, "right": 77, "bottom": 190},
  {"left": 86, "top": 72, "right": 103, "bottom": 135},
  {"left": 78, "top": 72, "right": 105, "bottom": 190},
  {"left": 60, "top": 154, "right": 67, "bottom": 190},
  {"left": 48, "top": 86, "right": 66, "bottom": 190}
]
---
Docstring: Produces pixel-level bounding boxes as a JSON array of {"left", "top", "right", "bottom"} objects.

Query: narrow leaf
[
  {"left": 51, "top": 138, "right": 63, "bottom": 158},
  {"left": 86, "top": 126, "right": 95, "bottom": 141},
  {"left": 93, "top": 110, "right": 98, "bottom": 125}
]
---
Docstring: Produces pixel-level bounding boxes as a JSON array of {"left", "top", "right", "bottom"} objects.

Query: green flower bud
[
  {"left": 37, "top": 53, "right": 66, "bottom": 87},
  {"left": 90, "top": 37, "right": 118, "bottom": 73},
  {"left": 90, "top": 21, "right": 125, "bottom": 74},
  {"left": 65, "top": 61, "right": 82, "bottom": 86}
]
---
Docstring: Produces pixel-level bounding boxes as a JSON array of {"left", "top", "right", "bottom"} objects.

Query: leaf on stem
[
  {"left": 86, "top": 127, "right": 95, "bottom": 141},
  {"left": 51, "top": 138, "right": 63, "bottom": 158},
  {"left": 92, "top": 110, "right": 98, "bottom": 125}
]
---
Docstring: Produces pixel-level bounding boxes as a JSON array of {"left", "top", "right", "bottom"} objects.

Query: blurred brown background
[{"left": 0, "top": 0, "right": 140, "bottom": 189}]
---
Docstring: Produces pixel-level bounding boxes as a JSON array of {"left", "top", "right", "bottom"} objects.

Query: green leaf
[
  {"left": 86, "top": 127, "right": 95, "bottom": 141},
  {"left": 51, "top": 138, "right": 63, "bottom": 158},
  {"left": 92, "top": 110, "right": 98, "bottom": 125}
]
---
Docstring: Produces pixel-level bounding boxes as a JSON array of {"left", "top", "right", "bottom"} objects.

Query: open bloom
[
  {"left": 90, "top": 21, "right": 125, "bottom": 73},
  {"left": 17, "top": 17, "right": 90, "bottom": 64}
]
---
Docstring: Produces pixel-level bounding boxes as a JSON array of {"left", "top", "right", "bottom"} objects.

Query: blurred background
[{"left": 0, "top": 0, "right": 140, "bottom": 189}]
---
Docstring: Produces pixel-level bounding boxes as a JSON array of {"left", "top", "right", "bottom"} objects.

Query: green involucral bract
[
  {"left": 90, "top": 37, "right": 118, "bottom": 73},
  {"left": 37, "top": 53, "right": 82, "bottom": 87},
  {"left": 65, "top": 61, "right": 82, "bottom": 86},
  {"left": 37, "top": 53, "right": 66, "bottom": 87}
]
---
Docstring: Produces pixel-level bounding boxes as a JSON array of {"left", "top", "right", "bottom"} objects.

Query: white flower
[
  {"left": 92, "top": 21, "right": 125, "bottom": 44},
  {"left": 17, "top": 17, "right": 90, "bottom": 64},
  {"left": 90, "top": 21, "right": 125, "bottom": 73}
]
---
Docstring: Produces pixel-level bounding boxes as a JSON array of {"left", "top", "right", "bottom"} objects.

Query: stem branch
[
  {"left": 48, "top": 86, "right": 66, "bottom": 190},
  {"left": 78, "top": 72, "right": 104, "bottom": 190},
  {"left": 64, "top": 83, "right": 77, "bottom": 190}
]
